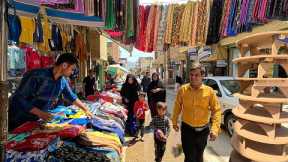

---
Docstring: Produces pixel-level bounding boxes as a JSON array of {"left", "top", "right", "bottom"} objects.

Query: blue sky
[{"left": 120, "top": 47, "right": 154, "bottom": 62}]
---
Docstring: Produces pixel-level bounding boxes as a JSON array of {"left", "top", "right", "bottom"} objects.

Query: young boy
[
  {"left": 133, "top": 92, "right": 149, "bottom": 141},
  {"left": 151, "top": 102, "right": 170, "bottom": 162}
]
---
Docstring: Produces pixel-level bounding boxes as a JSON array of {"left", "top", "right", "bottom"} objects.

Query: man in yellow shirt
[{"left": 172, "top": 62, "right": 221, "bottom": 162}]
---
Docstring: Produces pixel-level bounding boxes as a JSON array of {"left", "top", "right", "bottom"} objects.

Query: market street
[{"left": 125, "top": 87, "right": 233, "bottom": 162}]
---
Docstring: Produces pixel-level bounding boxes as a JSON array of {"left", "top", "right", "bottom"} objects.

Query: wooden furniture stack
[{"left": 230, "top": 31, "right": 288, "bottom": 162}]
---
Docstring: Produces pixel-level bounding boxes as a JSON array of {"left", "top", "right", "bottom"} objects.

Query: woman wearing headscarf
[
  {"left": 120, "top": 74, "right": 141, "bottom": 136},
  {"left": 147, "top": 73, "right": 166, "bottom": 118}
]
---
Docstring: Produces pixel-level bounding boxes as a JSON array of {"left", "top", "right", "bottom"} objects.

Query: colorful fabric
[
  {"left": 12, "top": 121, "right": 39, "bottom": 134},
  {"left": 34, "top": 15, "right": 44, "bottom": 43},
  {"left": 135, "top": 5, "right": 149, "bottom": 51},
  {"left": 88, "top": 118, "right": 125, "bottom": 143},
  {"left": 48, "top": 141, "right": 110, "bottom": 162},
  {"left": 5, "top": 148, "right": 49, "bottom": 162},
  {"left": 164, "top": 4, "right": 174, "bottom": 44},
  {"left": 37, "top": 16, "right": 51, "bottom": 52},
  {"left": 7, "top": 14, "right": 22, "bottom": 43},
  {"left": 171, "top": 4, "right": 185, "bottom": 46},
  {"left": 6, "top": 134, "right": 57, "bottom": 151},
  {"left": 24, "top": 47, "right": 42, "bottom": 71},
  {"left": 7, "top": 46, "right": 25, "bottom": 71},
  {"left": 77, "top": 131, "right": 122, "bottom": 155},
  {"left": 19, "top": 16, "right": 35, "bottom": 44},
  {"left": 105, "top": 0, "right": 116, "bottom": 29},
  {"left": 155, "top": 5, "right": 168, "bottom": 51}
]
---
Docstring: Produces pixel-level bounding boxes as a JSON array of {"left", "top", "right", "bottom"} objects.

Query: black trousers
[
  {"left": 136, "top": 119, "right": 145, "bottom": 137},
  {"left": 154, "top": 137, "right": 166, "bottom": 162},
  {"left": 181, "top": 122, "right": 210, "bottom": 162}
]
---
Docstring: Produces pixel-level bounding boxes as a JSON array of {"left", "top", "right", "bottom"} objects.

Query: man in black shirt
[{"left": 83, "top": 70, "right": 96, "bottom": 98}]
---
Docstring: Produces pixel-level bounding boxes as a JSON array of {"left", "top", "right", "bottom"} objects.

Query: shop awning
[{"left": 11, "top": 1, "right": 104, "bottom": 27}]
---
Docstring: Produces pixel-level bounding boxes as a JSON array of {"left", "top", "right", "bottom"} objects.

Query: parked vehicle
[{"left": 203, "top": 77, "right": 240, "bottom": 136}]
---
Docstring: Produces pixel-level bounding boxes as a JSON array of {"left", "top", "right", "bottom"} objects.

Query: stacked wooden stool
[{"left": 230, "top": 31, "right": 288, "bottom": 162}]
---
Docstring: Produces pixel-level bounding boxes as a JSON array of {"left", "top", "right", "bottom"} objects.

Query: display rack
[{"left": 230, "top": 31, "right": 288, "bottom": 162}]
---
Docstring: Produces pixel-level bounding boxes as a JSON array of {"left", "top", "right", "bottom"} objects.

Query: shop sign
[
  {"left": 198, "top": 46, "right": 212, "bottom": 61},
  {"left": 216, "top": 60, "right": 227, "bottom": 67},
  {"left": 188, "top": 48, "right": 198, "bottom": 60}
]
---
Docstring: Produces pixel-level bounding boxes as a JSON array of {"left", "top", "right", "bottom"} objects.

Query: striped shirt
[{"left": 152, "top": 116, "right": 170, "bottom": 136}]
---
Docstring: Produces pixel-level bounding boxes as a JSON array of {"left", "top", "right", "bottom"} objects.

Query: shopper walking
[
  {"left": 120, "top": 74, "right": 141, "bottom": 136},
  {"left": 172, "top": 62, "right": 221, "bottom": 162},
  {"left": 151, "top": 102, "right": 170, "bottom": 162},
  {"left": 147, "top": 73, "right": 166, "bottom": 119},
  {"left": 141, "top": 72, "right": 151, "bottom": 92},
  {"left": 8, "top": 53, "right": 93, "bottom": 131},
  {"left": 133, "top": 92, "right": 149, "bottom": 141},
  {"left": 83, "top": 70, "right": 96, "bottom": 98},
  {"left": 175, "top": 75, "right": 183, "bottom": 92}
]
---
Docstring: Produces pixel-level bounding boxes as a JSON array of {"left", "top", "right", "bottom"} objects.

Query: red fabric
[
  {"left": 104, "top": 30, "right": 123, "bottom": 37},
  {"left": 25, "top": 47, "right": 41, "bottom": 71},
  {"left": 6, "top": 134, "right": 57, "bottom": 151},
  {"left": 87, "top": 95, "right": 97, "bottom": 101},
  {"left": 133, "top": 100, "right": 148, "bottom": 119},
  {"left": 41, "top": 55, "right": 54, "bottom": 68},
  {"left": 135, "top": 6, "right": 148, "bottom": 52},
  {"left": 56, "top": 125, "right": 85, "bottom": 138},
  {"left": 12, "top": 121, "right": 40, "bottom": 134}
]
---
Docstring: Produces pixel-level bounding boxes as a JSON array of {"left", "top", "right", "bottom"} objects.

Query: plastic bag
[{"left": 172, "top": 131, "right": 182, "bottom": 157}]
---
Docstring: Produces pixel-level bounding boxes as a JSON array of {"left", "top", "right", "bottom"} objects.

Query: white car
[{"left": 203, "top": 77, "right": 240, "bottom": 136}]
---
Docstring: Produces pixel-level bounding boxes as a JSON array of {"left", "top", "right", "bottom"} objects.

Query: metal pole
[{"left": 0, "top": 0, "right": 9, "bottom": 161}]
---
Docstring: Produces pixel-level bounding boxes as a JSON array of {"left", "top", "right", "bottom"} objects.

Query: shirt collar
[{"left": 188, "top": 83, "right": 204, "bottom": 90}]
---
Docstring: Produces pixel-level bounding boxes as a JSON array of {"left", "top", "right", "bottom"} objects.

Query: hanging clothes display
[
  {"left": 50, "top": 24, "right": 63, "bottom": 51},
  {"left": 152, "top": 6, "right": 162, "bottom": 51},
  {"left": 155, "top": 5, "right": 168, "bottom": 51},
  {"left": 105, "top": 0, "right": 116, "bottom": 29},
  {"left": 94, "top": 0, "right": 103, "bottom": 18},
  {"left": 179, "top": 1, "right": 193, "bottom": 45},
  {"left": 163, "top": 4, "right": 174, "bottom": 45},
  {"left": 171, "top": 4, "right": 185, "bottom": 46},
  {"left": 135, "top": 5, "right": 148, "bottom": 52},
  {"left": 189, "top": 2, "right": 199, "bottom": 47},
  {"left": 37, "top": 16, "right": 51, "bottom": 52},
  {"left": 7, "top": 44, "right": 26, "bottom": 77},
  {"left": 75, "top": 31, "right": 87, "bottom": 62},
  {"left": 7, "top": 14, "right": 22, "bottom": 43},
  {"left": 124, "top": 0, "right": 138, "bottom": 43},
  {"left": 196, "top": 0, "right": 210, "bottom": 45},
  {"left": 145, "top": 5, "right": 157, "bottom": 52},
  {"left": 33, "top": 15, "right": 44, "bottom": 43},
  {"left": 84, "top": 0, "right": 95, "bottom": 16},
  {"left": 116, "top": 0, "right": 124, "bottom": 30},
  {"left": 19, "top": 16, "right": 35, "bottom": 45},
  {"left": 206, "top": 0, "right": 225, "bottom": 45}
]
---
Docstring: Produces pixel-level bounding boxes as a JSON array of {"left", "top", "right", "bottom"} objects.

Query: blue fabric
[
  {"left": 46, "top": 8, "right": 103, "bottom": 22},
  {"left": 69, "top": 118, "right": 89, "bottom": 126},
  {"left": 227, "top": 0, "right": 238, "bottom": 36},
  {"left": 88, "top": 118, "right": 125, "bottom": 143},
  {"left": 51, "top": 24, "right": 63, "bottom": 51},
  {"left": 33, "top": 15, "right": 43, "bottom": 43},
  {"left": 7, "top": 14, "right": 21, "bottom": 43},
  {"left": 49, "top": 106, "right": 76, "bottom": 115},
  {"left": 9, "top": 68, "right": 78, "bottom": 130}
]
